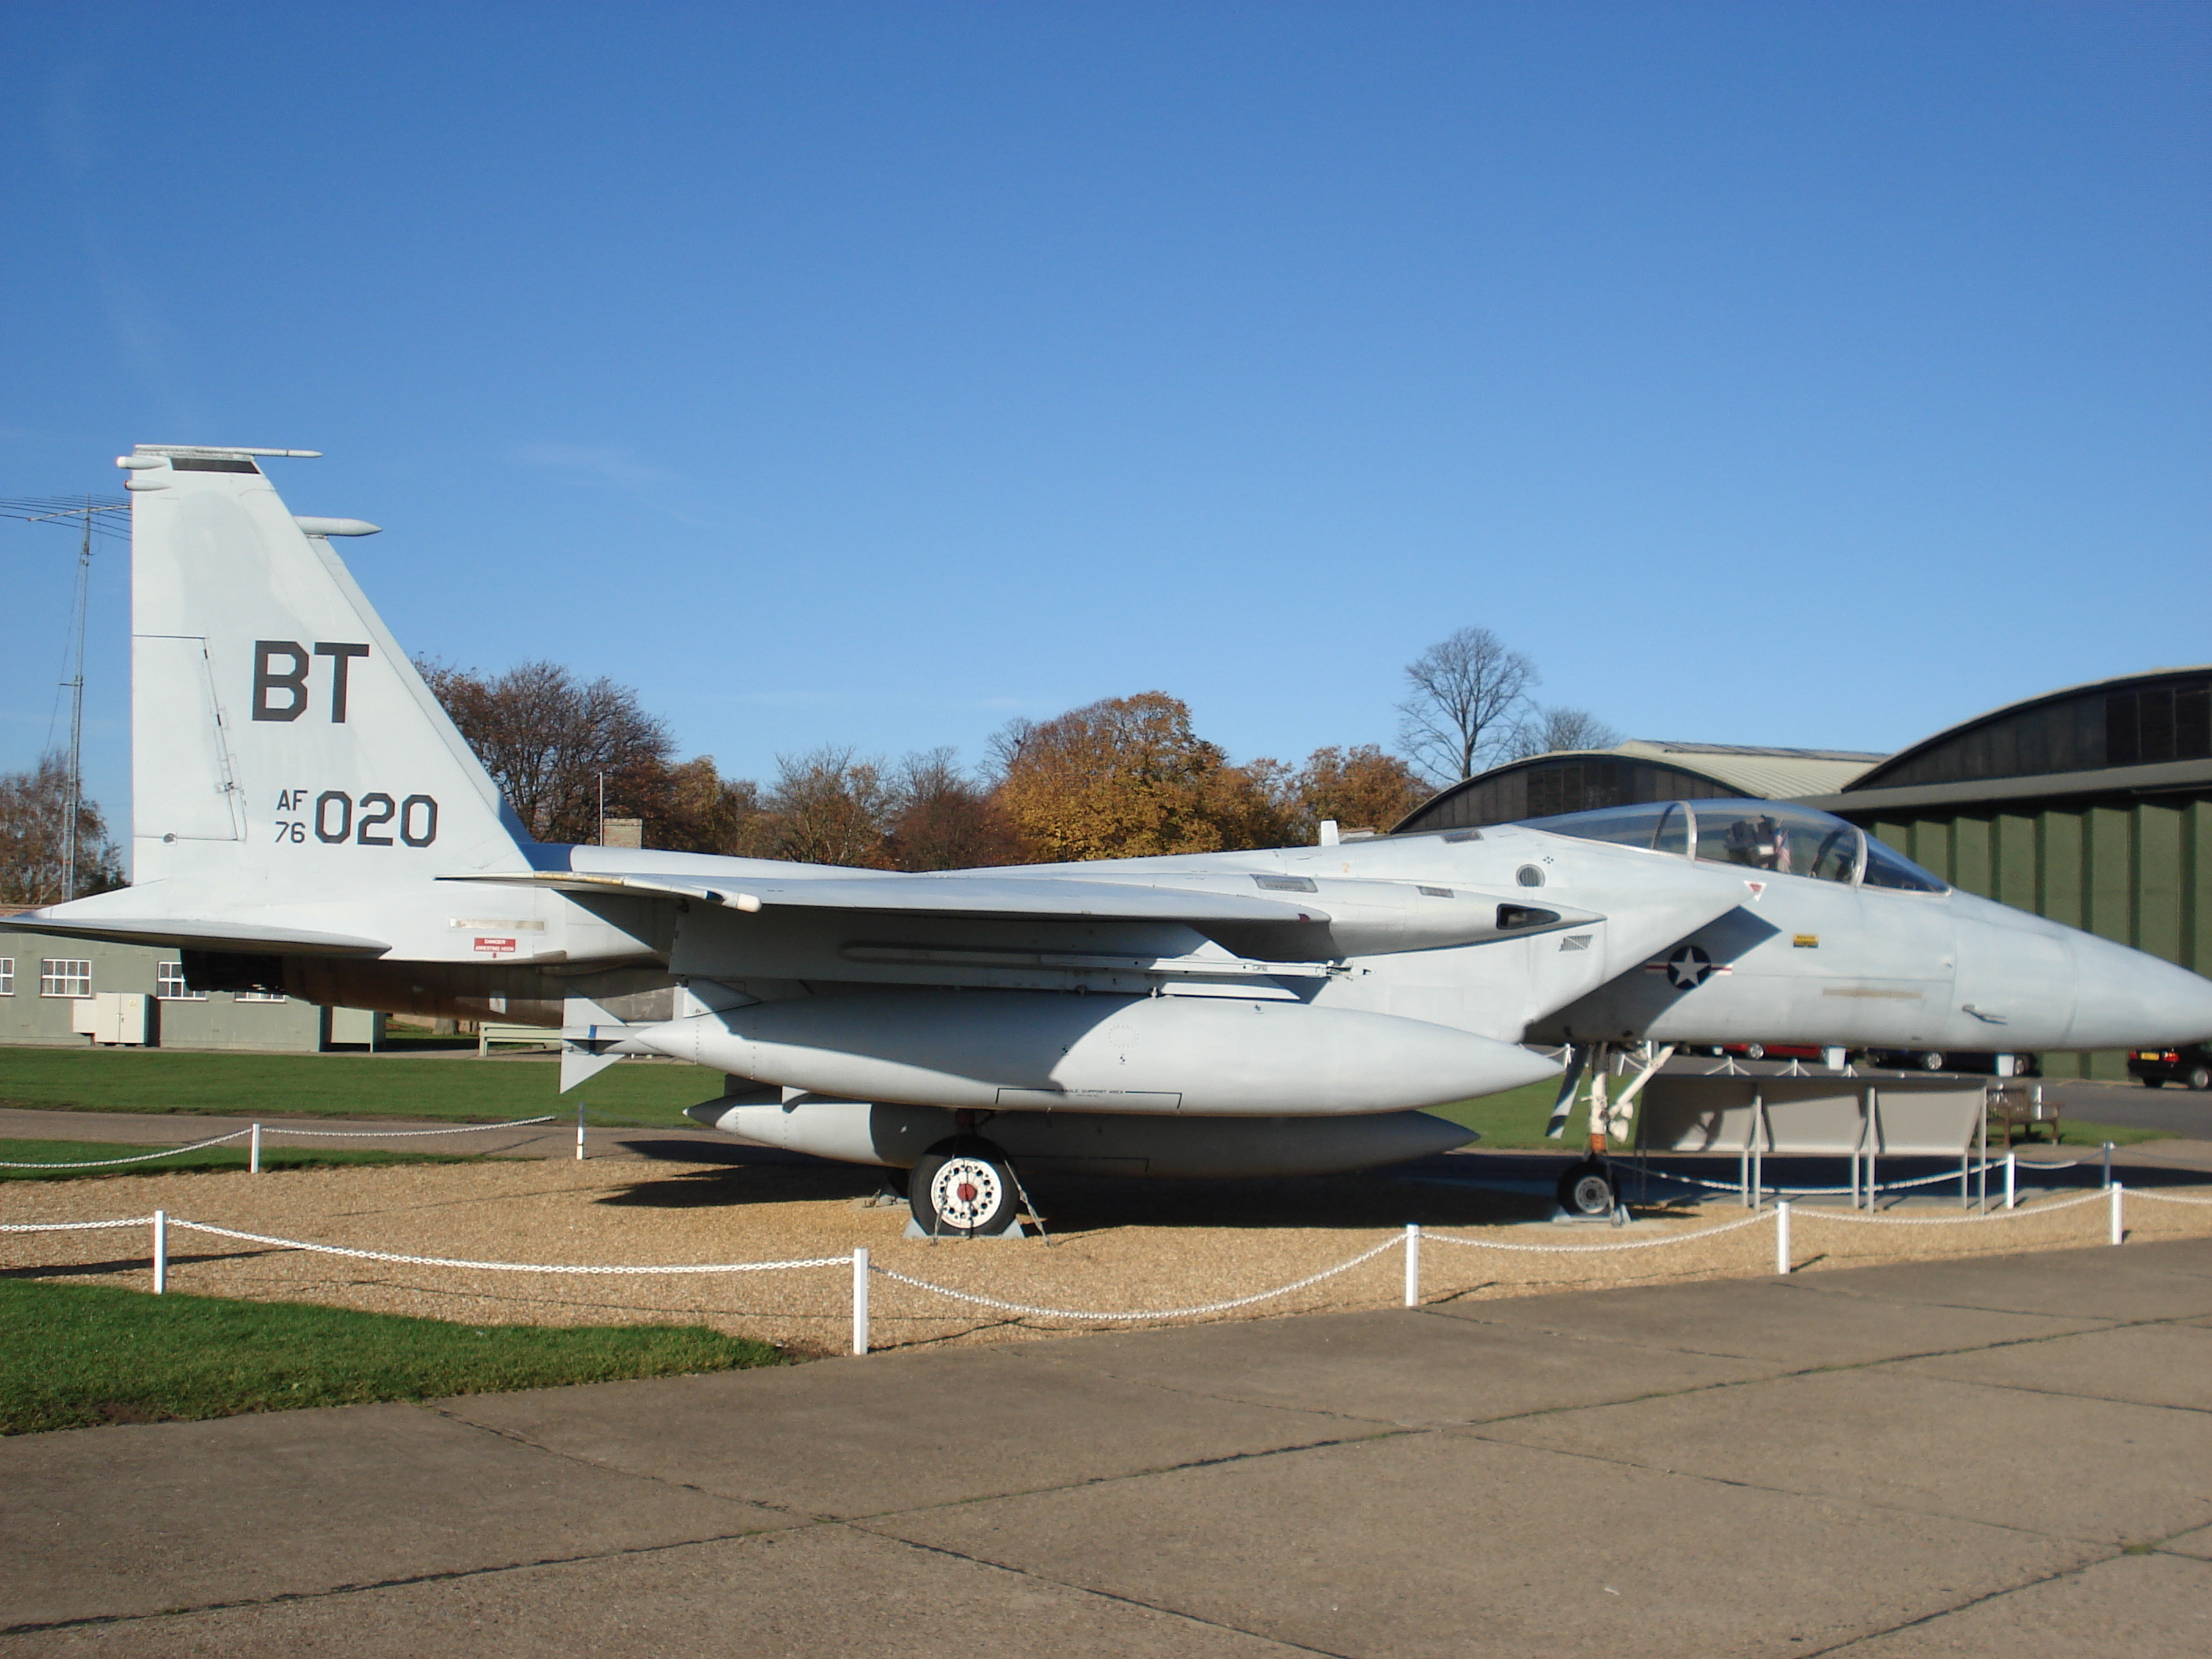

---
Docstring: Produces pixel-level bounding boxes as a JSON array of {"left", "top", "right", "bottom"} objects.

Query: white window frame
[
  {"left": 0, "top": 957, "right": 13, "bottom": 996},
  {"left": 39, "top": 959, "right": 93, "bottom": 998},
  {"left": 156, "top": 962, "right": 206, "bottom": 1001},
  {"left": 232, "top": 991, "right": 287, "bottom": 1004}
]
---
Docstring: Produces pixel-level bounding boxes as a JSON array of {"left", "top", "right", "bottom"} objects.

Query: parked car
[
  {"left": 2128, "top": 1044, "right": 2212, "bottom": 1090},
  {"left": 1862, "top": 1049, "right": 2041, "bottom": 1077}
]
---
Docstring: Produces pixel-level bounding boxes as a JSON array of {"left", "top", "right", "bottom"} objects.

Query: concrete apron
[{"left": 4, "top": 1238, "right": 2210, "bottom": 1657}]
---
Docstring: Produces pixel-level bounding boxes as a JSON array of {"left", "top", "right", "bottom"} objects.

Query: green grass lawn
[
  {"left": 0, "top": 1137, "right": 500, "bottom": 1181},
  {"left": 0, "top": 1279, "right": 784, "bottom": 1434},
  {"left": 0, "top": 1046, "right": 719, "bottom": 1126},
  {"left": 1426, "top": 1081, "right": 1562, "bottom": 1148}
]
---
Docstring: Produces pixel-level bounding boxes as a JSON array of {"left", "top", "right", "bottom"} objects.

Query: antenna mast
[
  {"left": 60, "top": 498, "right": 93, "bottom": 902},
  {"left": 2, "top": 490, "right": 128, "bottom": 904}
]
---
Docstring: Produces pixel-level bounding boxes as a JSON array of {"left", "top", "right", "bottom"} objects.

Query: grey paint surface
[{"left": 5, "top": 1239, "right": 2210, "bottom": 1656}]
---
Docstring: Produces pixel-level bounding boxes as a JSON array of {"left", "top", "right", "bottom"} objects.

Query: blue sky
[{"left": 3, "top": 2, "right": 2206, "bottom": 833}]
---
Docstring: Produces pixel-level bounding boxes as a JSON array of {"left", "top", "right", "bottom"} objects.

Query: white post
[
  {"left": 576, "top": 1098, "right": 587, "bottom": 1162},
  {"left": 1775, "top": 1200, "right": 1792, "bottom": 1276},
  {"left": 152, "top": 1210, "right": 167, "bottom": 1295},
  {"left": 2101, "top": 1142, "right": 2113, "bottom": 1190},
  {"left": 250, "top": 1122, "right": 262, "bottom": 1175},
  {"left": 2110, "top": 1182, "right": 2124, "bottom": 1247},
  {"left": 1868, "top": 1087, "right": 1881, "bottom": 1207},
  {"left": 851, "top": 1247, "right": 870, "bottom": 1354},
  {"left": 2005, "top": 1152, "right": 2016, "bottom": 1210},
  {"left": 1403, "top": 1223, "right": 1421, "bottom": 1307}
]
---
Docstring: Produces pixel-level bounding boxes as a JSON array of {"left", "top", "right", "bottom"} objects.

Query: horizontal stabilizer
[{"left": 1, "top": 913, "right": 390, "bottom": 957}]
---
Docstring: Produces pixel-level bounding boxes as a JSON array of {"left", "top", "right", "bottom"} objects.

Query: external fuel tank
[{"left": 625, "top": 987, "right": 1558, "bottom": 1115}]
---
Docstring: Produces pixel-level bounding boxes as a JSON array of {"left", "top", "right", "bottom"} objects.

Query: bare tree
[
  {"left": 882, "top": 748, "right": 1029, "bottom": 870},
  {"left": 766, "top": 746, "right": 896, "bottom": 867},
  {"left": 1507, "top": 705, "right": 1623, "bottom": 760},
  {"left": 0, "top": 752, "right": 123, "bottom": 905},
  {"left": 1396, "top": 627, "right": 1540, "bottom": 782}
]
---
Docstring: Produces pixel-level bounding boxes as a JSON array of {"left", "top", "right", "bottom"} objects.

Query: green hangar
[{"left": 1393, "top": 668, "right": 2212, "bottom": 1078}]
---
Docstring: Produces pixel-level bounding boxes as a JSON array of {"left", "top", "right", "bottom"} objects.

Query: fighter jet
[{"left": 14, "top": 447, "right": 2212, "bottom": 1232}]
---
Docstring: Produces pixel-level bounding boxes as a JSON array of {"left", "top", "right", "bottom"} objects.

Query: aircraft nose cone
[{"left": 2067, "top": 933, "right": 2212, "bottom": 1049}]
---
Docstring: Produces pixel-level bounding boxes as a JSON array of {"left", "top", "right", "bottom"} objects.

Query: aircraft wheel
[
  {"left": 1556, "top": 1159, "right": 1617, "bottom": 1218},
  {"left": 2189, "top": 1066, "right": 2212, "bottom": 1092},
  {"left": 910, "top": 1137, "right": 1019, "bottom": 1236},
  {"left": 1918, "top": 1051, "right": 1947, "bottom": 1071}
]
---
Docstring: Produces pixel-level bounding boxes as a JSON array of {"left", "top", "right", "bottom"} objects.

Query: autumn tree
[
  {"left": 417, "top": 657, "right": 674, "bottom": 844},
  {"left": 0, "top": 752, "right": 124, "bottom": 905},
  {"left": 1260, "top": 745, "right": 1430, "bottom": 841},
  {"left": 992, "top": 693, "right": 1287, "bottom": 861},
  {"left": 1397, "top": 626, "right": 1539, "bottom": 782}
]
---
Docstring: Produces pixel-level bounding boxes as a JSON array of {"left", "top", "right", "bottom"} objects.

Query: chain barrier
[
  {"left": 247, "top": 1116, "right": 558, "bottom": 1140},
  {"left": 0, "top": 1132, "right": 250, "bottom": 1169},
  {"left": 1649, "top": 1165, "right": 1968, "bottom": 1199},
  {"left": 6, "top": 1178, "right": 2207, "bottom": 1347},
  {"left": 2128, "top": 1189, "right": 2212, "bottom": 1207},
  {"left": 0, "top": 1216, "right": 157, "bottom": 1232},
  {"left": 868, "top": 1236, "right": 1405, "bottom": 1322},
  {"left": 0, "top": 1115, "right": 559, "bottom": 1169},
  {"left": 166, "top": 1218, "right": 844, "bottom": 1276},
  {"left": 1420, "top": 1209, "right": 1777, "bottom": 1254},
  {"left": 1792, "top": 1190, "right": 2108, "bottom": 1227}
]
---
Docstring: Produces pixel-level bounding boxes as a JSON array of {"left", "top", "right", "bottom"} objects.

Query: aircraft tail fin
[{"left": 121, "top": 445, "right": 529, "bottom": 895}]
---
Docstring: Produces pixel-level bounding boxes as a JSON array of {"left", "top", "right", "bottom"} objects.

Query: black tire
[
  {"left": 2144, "top": 1076, "right": 2166, "bottom": 1088},
  {"left": 2189, "top": 1067, "right": 2212, "bottom": 1092},
  {"left": 1555, "top": 1159, "right": 1617, "bottom": 1218},
  {"left": 1918, "top": 1051, "right": 1946, "bottom": 1071},
  {"left": 909, "top": 1137, "right": 1019, "bottom": 1237}
]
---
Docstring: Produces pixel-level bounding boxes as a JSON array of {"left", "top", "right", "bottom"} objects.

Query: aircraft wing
[
  {"left": 0, "top": 914, "right": 392, "bottom": 956},
  {"left": 439, "top": 869, "right": 1331, "bottom": 925}
]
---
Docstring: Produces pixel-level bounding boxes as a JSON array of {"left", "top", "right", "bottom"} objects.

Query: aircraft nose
[{"left": 2067, "top": 932, "right": 2212, "bottom": 1049}]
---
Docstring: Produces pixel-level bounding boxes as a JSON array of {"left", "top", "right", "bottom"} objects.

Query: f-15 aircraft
[{"left": 15, "top": 447, "right": 2212, "bottom": 1232}]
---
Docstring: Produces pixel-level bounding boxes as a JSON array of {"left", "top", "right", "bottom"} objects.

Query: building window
[
  {"left": 233, "top": 991, "right": 287, "bottom": 1004},
  {"left": 156, "top": 962, "right": 206, "bottom": 1001},
  {"left": 40, "top": 960, "right": 93, "bottom": 998},
  {"left": 0, "top": 958, "right": 13, "bottom": 996}
]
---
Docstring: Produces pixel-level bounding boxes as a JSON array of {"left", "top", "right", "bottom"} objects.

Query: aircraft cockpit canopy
[{"left": 1520, "top": 798, "right": 1949, "bottom": 893}]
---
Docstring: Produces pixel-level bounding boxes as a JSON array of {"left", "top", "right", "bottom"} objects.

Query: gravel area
[{"left": 6, "top": 1156, "right": 2209, "bottom": 1356}]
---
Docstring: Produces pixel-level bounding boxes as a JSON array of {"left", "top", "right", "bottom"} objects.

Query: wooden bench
[
  {"left": 478, "top": 1021, "right": 560, "bottom": 1057},
  {"left": 1988, "top": 1084, "right": 2063, "bottom": 1148}
]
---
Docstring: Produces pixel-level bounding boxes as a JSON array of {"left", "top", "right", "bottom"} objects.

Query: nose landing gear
[{"left": 1555, "top": 1157, "right": 1622, "bottom": 1220}]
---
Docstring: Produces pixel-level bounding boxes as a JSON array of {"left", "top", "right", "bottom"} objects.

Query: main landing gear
[{"left": 909, "top": 1135, "right": 1023, "bottom": 1237}]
